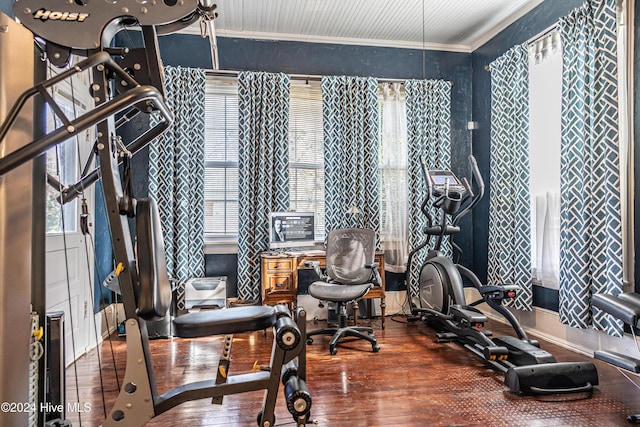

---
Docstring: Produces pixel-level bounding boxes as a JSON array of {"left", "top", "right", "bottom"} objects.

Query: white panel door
[{"left": 44, "top": 66, "right": 95, "bottom": 366}]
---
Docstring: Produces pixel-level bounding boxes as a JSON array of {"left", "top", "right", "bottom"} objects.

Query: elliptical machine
[{"left": 407, "top": 155, "right": 599, "bottom": 396}]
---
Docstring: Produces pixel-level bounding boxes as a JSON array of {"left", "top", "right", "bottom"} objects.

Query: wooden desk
[{"left": 260, "top": 251, "right": 386, "bottom": 329}]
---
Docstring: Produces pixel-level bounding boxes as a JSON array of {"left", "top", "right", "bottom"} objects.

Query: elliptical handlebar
[
  {"left": 419, "top": 155, "right": 433, "bottom": 219},
  {"left": 408, "top": 154, "right": 485, "bottom": 263},
  {"left": 451, "top": 155, "right": 484, "bottom": 227},
  {"left": 417, "top": 154, "right": 484, "bottom": 228}
]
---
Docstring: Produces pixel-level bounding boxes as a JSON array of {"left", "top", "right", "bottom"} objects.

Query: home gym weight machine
[
  {"left": 0, "top": 1, "right": 312, "bottom": 426},
  {"left": 407, "top": 154, "right": 598, "bottom": 396},
  {"left": 593, "top": 292, "right": 640, "bottom": 422}
]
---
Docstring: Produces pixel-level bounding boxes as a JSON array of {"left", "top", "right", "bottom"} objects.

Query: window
[
  {"left": 528, "top": 32, "right": 562, "bottom": 289},
  {"left": 204, "top": 78, "right": 326, "bottom": 241},
  {"left": 529, "top": 7, "right": 633, "bottom": 288},
  {"left": 203, "top": 78, "right": 420, "bottom": 247},
  {"left": 204, "top": 79, "right": 239, "bottom": 237},
  {"left": 289, "top": 82, "right": 325, "bottom": 239},
  {"left": 378, "top": 83, "right": 408, "bottom": 273},
  {"left": 45, "top": 87, "right": 87, "bottom": 234}
]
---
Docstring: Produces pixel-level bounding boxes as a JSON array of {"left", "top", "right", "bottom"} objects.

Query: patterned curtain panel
[
  {"left": 322, "top": 76, "right": 380, "bottom": 246},
  {"left": 405, "top": 79, "right": 451, "bottom": 299},
  {"left": 149, "top": 66, "right": 205, "bottom": 283},
  {"left": 557, "top": 0, "right": 622, "bottom": 335},
  {"left": 237, "top": 71, "right": 290, "bottom": 301},
  {"left": 488, "top": 44, "right": 532, "bottom": 311}
]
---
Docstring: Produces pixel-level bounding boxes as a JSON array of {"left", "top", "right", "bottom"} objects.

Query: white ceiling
[{"left": 187, "top": 0, "right": 544, "bottom": 52}]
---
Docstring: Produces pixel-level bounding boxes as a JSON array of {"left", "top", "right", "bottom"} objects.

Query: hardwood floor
[{"left": 64, "top": 314, "right": 640, "bottom": 426}]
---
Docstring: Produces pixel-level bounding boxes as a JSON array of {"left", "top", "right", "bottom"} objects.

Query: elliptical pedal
[{"left": 436, "top": 331, "right": 458, "bottom": 342}]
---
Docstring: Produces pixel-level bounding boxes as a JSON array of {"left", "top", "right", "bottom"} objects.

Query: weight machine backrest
[{"left": 135, "top": 198, "right": 173, "bottom": 321}]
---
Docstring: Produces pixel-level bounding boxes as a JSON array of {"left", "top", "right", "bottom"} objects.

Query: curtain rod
[
  {"left": 205, "top": 69, "right": 454, "bottom": 86},
  {"left": 483, "top": 23, "right": 558, "bottom": 72}
]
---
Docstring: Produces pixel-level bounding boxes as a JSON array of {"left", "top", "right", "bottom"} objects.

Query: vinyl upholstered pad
[
  {"left": 592, "top": 293, "right": 640, "bottom": 328},
  {"left": 173, "top": 306, "right": 277, "bottom": 338}
]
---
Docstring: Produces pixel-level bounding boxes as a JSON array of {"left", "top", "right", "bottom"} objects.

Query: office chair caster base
[{"left": 372, "top": 344, "right": 380, "bottom": 352}]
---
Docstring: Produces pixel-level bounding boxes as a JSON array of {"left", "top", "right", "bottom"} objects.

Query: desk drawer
[
  {"left": 265, "top": 259, "right": 294, "bottom": 272},
  {"left": 266, "top": 275, "right": 293, "bottom": 294},
  {"left": 298, "top": 257, "right": 325, "bottom": 269}
]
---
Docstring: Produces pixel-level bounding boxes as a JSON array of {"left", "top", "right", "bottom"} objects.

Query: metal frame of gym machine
[{"left": 0, "top": 2, "right": 312, "bottom": 426}]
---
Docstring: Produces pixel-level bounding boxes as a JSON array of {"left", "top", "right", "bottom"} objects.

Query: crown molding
[
  {"left": 469, "top": 0, "right": 544, "bottom": 51},
  {"left": 178, "top": 26, "right": 472, "bottom": 53},
  {"left": 176, "top": 0, "right": 545, "bottom": 55}
]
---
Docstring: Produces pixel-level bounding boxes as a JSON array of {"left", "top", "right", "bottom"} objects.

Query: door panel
[{"left": 44, "top": 62, "right": 95, "bottom": 366}]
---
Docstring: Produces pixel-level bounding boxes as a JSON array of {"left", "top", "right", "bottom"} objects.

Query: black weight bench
[
  {"left": 104, "top": 198, "right": 312, "bottom": 427},
  {"left": 593, "top": 292, "right": 640, "bottom": 422}
]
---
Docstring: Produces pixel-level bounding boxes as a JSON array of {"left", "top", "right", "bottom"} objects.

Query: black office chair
[{"left": 306, "top": 228, "right": 381, "bottom": 355}]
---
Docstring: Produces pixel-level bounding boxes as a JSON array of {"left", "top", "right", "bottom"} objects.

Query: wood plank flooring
[{"left": 64, "top": 314, "right": 640, "bottom": 426}]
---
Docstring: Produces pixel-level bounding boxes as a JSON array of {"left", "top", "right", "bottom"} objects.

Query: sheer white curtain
[
  {"left": 533, "top": 192, "right": 560, "bottom": 288},
  {"left": 379, "top": 83, "right": 408, "bottom": 273},
  {"left": 528, "top": 32, "right": 562, "bottom": 289}
]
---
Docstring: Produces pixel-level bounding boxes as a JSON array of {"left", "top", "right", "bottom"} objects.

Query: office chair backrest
[
  {"left": 136, "top": 198, "right": 173, "bottom": 321},
  {"left": 325, "top": 228, "right": 376, "bottom": 285}
]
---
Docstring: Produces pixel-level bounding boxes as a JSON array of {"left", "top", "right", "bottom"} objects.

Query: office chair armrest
[
  {"left": 304, "top": 260, "right": 327, "bottom": 281},
  {"left": 365, "top": 262, "right": 382, "bottom": 286}
]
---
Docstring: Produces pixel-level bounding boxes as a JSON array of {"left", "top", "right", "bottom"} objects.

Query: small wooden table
[{"left": 260, "top": 251, "right": 386, "bottom": 329}]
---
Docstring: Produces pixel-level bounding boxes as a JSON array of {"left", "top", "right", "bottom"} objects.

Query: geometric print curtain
[
  {"left": 321, "top": 76, "right": 380, "bottom": 247},
  {"left": 149, "top": 66, "right": 205, "bottom": 283},
  {"left": 405, "top": 79, "right": 452, "bottom": 300},
  {"left": 488, "top": 44, "right": 532, "bottom": 311},
  {"left": 557, "top": 0, "right": 623, "bottom": 336},
  {"left": 237, "top": 71, "right": 290, "bottom": 301}
]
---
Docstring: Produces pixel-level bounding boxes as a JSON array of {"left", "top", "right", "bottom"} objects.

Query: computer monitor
[{"left": 269, "top": 212, "right": 315, "bottom": 250}]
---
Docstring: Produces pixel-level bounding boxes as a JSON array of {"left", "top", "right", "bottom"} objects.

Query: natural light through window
[{"left": 528, "top": 33, "right": 562, "bottom": 289}]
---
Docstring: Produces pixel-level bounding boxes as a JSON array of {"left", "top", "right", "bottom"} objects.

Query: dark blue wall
[
  {"left": 0, "top": 0, "right": 12, "bottom": 18},
  {"left": 117, "top": 32, "right": 474, "bottom": 296},
  {"left": 471, "top": 0, "right": 640, "bottom": 307},
  {"left": 470, "top": 0, "right": 586, "bottom": 300},
  {"left": 157, "top": 34, "right": 474, "bottom": 192}
]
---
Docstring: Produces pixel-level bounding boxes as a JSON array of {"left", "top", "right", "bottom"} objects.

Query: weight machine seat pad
[
  {"left": 592, "top": 293, "right": 640, "bottom": 327},
  {"left": 173, "top": 306, "right": 277, "bottom": 338},
  {"left": 308, "top": 281, "right": 373, "bottom": 303}
]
